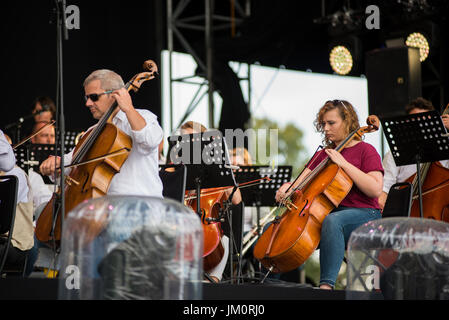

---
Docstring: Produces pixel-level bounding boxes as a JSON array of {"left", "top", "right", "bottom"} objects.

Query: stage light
[
  {"left": 405, "top": 32, "right": 430, "bottom": 62},
  {"left": 329, "top": 45, "right": 353, "bottom": 75}
]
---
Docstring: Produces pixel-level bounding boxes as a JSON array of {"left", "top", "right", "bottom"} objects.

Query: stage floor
[{"left": 0, "top": 277, "right": 383, "bottom": 300}]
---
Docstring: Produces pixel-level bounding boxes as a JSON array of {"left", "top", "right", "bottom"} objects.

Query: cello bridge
[
  {"left": 285, "top": 200, "right": 298, "bottom": 211},
  {"left": 65, "top": 175, "right": 80, "bottom": 186}
]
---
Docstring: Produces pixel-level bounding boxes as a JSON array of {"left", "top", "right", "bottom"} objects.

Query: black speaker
[{"left": 365, "top": 47, "right": 422, "bottom": 118}]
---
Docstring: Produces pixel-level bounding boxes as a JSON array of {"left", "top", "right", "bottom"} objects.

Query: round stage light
[
  {"left": 329, "top": 46, "right": 353, "bottom": 75},
  {"left": 406, "top": 32, "right": 430, "bottom": 62}
]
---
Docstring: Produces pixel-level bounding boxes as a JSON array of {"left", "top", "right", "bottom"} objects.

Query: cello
[
  {"left": 406, "top": 104, "right": 449, "bottom": 222},
  {"left": 35, "top": 60, "right": 158, "bottom": 245},
  {"left": 184, "top": 177, "right": 269, "bottom": 271},
  {"left": 185, "top": 188, "right": 227, "bottom": 272},
  {"left": 253, "top": 115, "right": 380, "bottom": 273}
]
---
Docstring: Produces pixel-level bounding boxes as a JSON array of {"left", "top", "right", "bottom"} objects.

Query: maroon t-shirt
[{"left": 307, "top": 141, "right": 384, "bottom": 209}]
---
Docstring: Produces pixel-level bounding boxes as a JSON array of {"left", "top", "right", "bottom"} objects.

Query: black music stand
[
  {"left": 381, "top": 111, "right": 449, "bottom": 218},
  {"left": 233, "top": 165, "right": 292, "bottom": 280},
  {"left": 235, "top": 165, "right": 292, "bottom": 236},
  {"left": 14, "top": 143, "right": 72, "bottom": 184},
  {"left": 168, "top": 130, "right": 240, "bottom": 283},
  {"left": 235, "top": 165, "right": 293, "bottom": 206}
]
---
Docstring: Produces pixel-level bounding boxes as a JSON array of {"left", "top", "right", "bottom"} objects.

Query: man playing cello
[{"left": 39, "top": 69, "right": 163, "bottom": 199}]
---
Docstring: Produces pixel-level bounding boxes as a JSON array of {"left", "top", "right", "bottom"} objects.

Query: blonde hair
[
  {"left": 314, "top": 100, "right": 360, "bottom": 148},
  {"left": 231, "top": 147, "right": 252, "bottom": 165},
  {"left": 180, "top": 121, "right": 207, "bottom": 134}
]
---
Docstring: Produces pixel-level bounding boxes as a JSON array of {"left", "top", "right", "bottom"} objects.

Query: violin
[
  {"left": 35, "top": 60, "right": 158, "bottom": 245},
  {"left": 253, "top": 115, "right": 380, "bottom": 273}
]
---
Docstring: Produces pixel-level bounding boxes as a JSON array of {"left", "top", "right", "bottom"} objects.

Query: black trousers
[{"left": 0, "top": 241, "right": 28, "bottom": 271}]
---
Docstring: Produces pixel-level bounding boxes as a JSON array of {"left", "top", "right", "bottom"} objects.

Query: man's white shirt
[
  {"left": 382, "top": 150, "right": 449, "bottom": 193},
  {"left": 61, "top": 109, "right": 164, "bottom": 198}
]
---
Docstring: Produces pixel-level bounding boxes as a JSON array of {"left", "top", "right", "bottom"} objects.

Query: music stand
[
  {"left": 233, "top": 165, "right": 292, "bottom": 280},
  {"left": 14, "top": 143, "right": 73, "bottom": 184},
  {"left": 235, "top": 165, "right": 293, "bottom": 207},
  {"left": 168, "top": 130, "right": 240, "bottom": 282},
  {"left": 381, "top": 111, "right": 449, "bottom": 218}
]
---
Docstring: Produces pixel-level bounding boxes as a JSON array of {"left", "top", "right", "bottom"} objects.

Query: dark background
[
  {"left": 1, "top": 0, "right": 448, "bottom": 143},
  {"left": 0, "top": 0, "right": 163, "bottom": 140}
]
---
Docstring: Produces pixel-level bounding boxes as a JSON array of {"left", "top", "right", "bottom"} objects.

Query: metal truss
[{"left": 166, "top": 0, "right": 251, "bottom": 131}]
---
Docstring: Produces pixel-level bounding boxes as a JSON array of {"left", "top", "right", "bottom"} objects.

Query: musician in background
[
  {"left": 179, "top": 121, "right": 242, "bottom": 283},
  {"left": 378, "top": 97, "right": 449, "bottom": 209},
  {"left": 17, "top": 96, "right": 58, "bottom": 141},
  {"left": 0, "top": 131, "right": 34, "bottom": 277},
  {"left": 28, "top": 121, "right": 56, "bottom": 211},
  {"left": 276, "top": 100, "right": 384, "bottom": 290},
  {"left": 32, "top": 96, "right": 56, "bottom": 124},
  {"left": 31, "top": 121, "right": 56, "bottom": 145},
  {"left": 39, "top": 69, "right": 164, "bottom": 199},
  {"left": 230, "top": 147, "right": 254, "bottom": 234}
]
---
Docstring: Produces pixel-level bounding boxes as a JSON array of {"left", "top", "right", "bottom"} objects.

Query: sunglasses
[
  {"left": 326, "top": 99, "right": 348, "bottom": 110},
  {"left": 84, "top": 90, "right": 113, "bottom": 102}
]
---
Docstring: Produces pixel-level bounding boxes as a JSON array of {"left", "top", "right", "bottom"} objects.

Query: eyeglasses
[{"left": 84, "top": 90, "right": 113, "bottom": 102}]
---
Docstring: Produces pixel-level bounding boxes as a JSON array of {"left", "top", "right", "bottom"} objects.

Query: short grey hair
[{"left": 83, "top": 69, "right": 125, "bottom": 91}]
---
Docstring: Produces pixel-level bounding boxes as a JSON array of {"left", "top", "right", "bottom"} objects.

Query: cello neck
[
  {"left": 294, "top": 129, "right": 360, "bottom": 191},
  {"left": 71, "top": 81, "right": 133, "bottom": 165}
]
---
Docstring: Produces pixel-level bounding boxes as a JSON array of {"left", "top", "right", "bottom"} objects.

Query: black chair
[
  {"left": 0, "top": 175, "right": 19, "bottom": 276},
  {"left": 382, "top": 182, "right": 413, "bottom": 218},
  {"left": 159, "top": 164, "right": 187, "bottom": 203},
  {"left": 345, "top": 182, "right": 414, "bottom": 293}
]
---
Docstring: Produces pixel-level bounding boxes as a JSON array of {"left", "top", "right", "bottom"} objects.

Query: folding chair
[
  {"left": 382, "top": 182, "right": 413, "bottom": 218},
  {"left": 0, "top": 175, "right": 20, "bottom": 276}
]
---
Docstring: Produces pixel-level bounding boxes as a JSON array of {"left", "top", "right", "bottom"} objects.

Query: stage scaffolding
[{"left": 166, "top": 0, "right": 252, "bottom": 132}]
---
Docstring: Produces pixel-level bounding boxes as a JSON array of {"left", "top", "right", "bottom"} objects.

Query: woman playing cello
[{"left": 275, "top": 100, "right": 384, "bottom": 290}]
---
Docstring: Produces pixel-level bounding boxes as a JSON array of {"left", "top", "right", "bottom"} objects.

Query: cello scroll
[{"left": 128, "top": 60, "right": 158, "bottom": 93}]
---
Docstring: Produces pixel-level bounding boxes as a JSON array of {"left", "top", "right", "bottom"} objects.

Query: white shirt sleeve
[
  {"left": 0, "top": 130, "right": 15, "bottom": 172},
  {"left": 382, "top": 151, "right": 399, "bottom": 193},
  {"left": 48, "top": 148, "right": 74, "bottom": 183},
  {"left": 29, "top": 170, "right": 53, "bottom": 209},
  {"left": 129, "top": 110, "right": 163, "bottom": 155}
]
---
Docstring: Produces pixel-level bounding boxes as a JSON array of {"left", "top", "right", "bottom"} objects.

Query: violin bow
[
  {"left": 59, "top": 147, "right": 131, "bottom": 170},
  {"left": 12, "top": 120, "right": 56, "bottom": 149},
  {"left": 184, "top": 177, "right": 272, "bottom": 201}
]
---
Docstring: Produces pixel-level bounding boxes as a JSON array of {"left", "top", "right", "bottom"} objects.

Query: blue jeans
[{"left": 319, "top": 206, "right": 381, "bottom": 288}]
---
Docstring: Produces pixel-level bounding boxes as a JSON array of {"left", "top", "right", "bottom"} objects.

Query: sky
[{"left": 161, "top": 50, "right": 386, "bottom": 164}]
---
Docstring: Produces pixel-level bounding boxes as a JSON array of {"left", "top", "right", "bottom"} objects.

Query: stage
[{"left": 0, "top": 278, "right": 383, "bottom": 300}]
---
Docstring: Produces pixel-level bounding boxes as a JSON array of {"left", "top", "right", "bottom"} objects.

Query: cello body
[
  {"left": 36, "top": 123, "right": 132, "bottom": 243},
  {"left": 253, "top": 163, "right": 352, "bottom": 273},
  {"left": 186, "top": 187, "right": 225, "bottom": 272},
  {"left": 253, "top": 115, "right": 380, "bottom": 273},
  {"left": 407, "top": 161, "right": 449, "bottom": 222}
]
